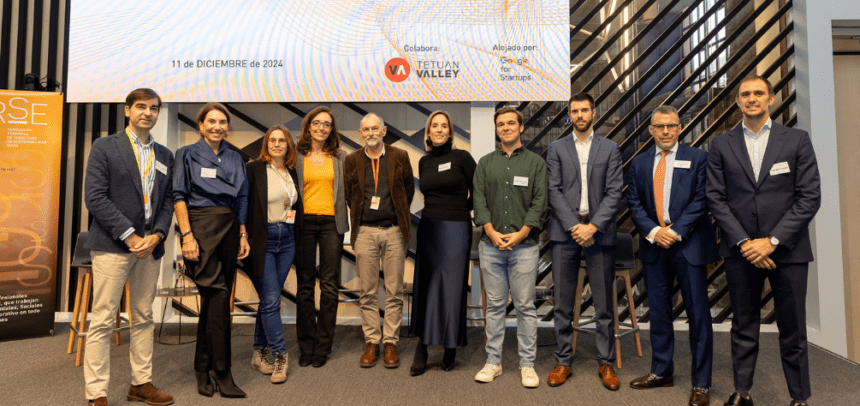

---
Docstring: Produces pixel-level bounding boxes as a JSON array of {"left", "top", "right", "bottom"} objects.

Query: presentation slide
[{"left": 67, "top": 0, "right": 569, "bottom": 103}]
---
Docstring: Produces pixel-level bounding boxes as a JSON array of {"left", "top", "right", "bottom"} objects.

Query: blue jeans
[
  {"left": 249, "top": 222, "right": 295, "bottom": 355},
  {"left": 478, "top": 241, "right": 539, "bottom": 367}
]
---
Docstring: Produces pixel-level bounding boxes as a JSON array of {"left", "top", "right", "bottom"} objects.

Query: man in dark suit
[
  {"left": 627, "top": 105, "right": 719, "bottom": 406},
  {"left": 706, "top": 76, "right": 820, "bottom": 406},
  {"left": 83, "top": 88, "right": 175, "bottom": 406},
  {"left": 546, "top": 92, "right": 623, "bottom": 390}
]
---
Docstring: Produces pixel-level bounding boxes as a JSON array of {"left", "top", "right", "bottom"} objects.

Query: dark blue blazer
[
  {"left": 84, "top": 131, "right": 175, "bottom": 259},
  {"left": 706, "top": 123, "right": 821, "bottom": 262},
  {"left": 547, "top": 134, "right": 623, "bottom": 245},
  {"left": 627, "top": 145, "right": 719, "bottom": 266}
]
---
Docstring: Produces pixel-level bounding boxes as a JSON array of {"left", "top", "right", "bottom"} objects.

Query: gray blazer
[
  {"left": 296, "top": 150, "right": 349, "bottom": 235},
  {"left": 546, "top": 133, "right": 623, "bottom": 245}
]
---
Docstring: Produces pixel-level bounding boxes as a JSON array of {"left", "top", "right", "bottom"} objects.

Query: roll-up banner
[{"left": 0, "top": 90, "right": 63, "bottom": 341}]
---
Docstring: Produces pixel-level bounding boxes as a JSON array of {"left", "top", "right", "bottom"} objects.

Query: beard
[
  {"left": 573, "top": 117, "right": 593, "bottom": 133},
  {"left": 365, "top": 136, "right": 381, "bottom": 147}
]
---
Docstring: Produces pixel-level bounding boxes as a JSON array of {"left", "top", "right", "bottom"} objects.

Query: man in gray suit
[{"left": 546, "top": 93, "right": 623, "bottom": 390}]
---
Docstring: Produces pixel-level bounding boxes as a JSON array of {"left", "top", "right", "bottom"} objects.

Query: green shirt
[{"left": 473, "top": 146, "right": 548, "bottom": 246}]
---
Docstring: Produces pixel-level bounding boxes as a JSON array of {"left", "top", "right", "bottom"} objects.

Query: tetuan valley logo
[{"left": 385, "top": 58, "right": 411, "bottom": 82}]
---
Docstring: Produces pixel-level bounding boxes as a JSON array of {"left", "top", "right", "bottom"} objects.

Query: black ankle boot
[
  {"left": 211, "top": 369, "right": 246, "bottom": 398},
  {"left": 442, "top": 347, "right": 456, "bottom": 371},
  {"left": 410, "top": 339, "right": 428, "bottom": 376},
  {"left": 195, "top": 371, "right": 214, "bottom": 397}
]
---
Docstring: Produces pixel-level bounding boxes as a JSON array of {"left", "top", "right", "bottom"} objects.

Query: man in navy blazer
[
  {"left": 706, "top": 76, "right": 820, "bottom": 406},
  {"left": 546, "top": 93, "right": 623, "bottom": 390},
  {"left": 83, "top": 89, "right": 175, "bottom": 406},
  {"left": 627, "top": 105, "right": 718, "bottom": 406}
]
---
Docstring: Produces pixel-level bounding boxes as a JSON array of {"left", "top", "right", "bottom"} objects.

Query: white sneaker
[
  {"left": 251, "top": 347, "right": 275, "bottom": 375},
  {"left": 271, "top": 352, "right": 288, "bottom": 384},
  {"left": 520, "top": 366, "right": 539, "bottom": 388},
  {"left": 475, "top": 363, "right": 503, "bottom": 383}
]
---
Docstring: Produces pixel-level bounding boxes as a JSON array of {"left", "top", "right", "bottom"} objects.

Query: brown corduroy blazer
[{"left": 344, "top": 144, "right": 415, "bottom": 248}]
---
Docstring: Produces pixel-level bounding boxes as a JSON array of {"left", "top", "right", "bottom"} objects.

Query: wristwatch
[
  {"left": 768, "top": 235, "right": 779, "bottom": 246},
  {"left": 154, "top": 230, "right": 166, "bottom": 243}
]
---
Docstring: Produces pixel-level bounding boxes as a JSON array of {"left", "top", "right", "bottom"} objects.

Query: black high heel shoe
[
  {"left": 409, "top": 339, "right": 428, "bottom": 377},
  {"left": 210, "top": 369, "right": 246, "bottom": 398},
  {"left": 442, "top": 347, "right": 456, "bottom": 371},
  {"left": 195, "top": 371, "right": 214, "bottom": 397}
]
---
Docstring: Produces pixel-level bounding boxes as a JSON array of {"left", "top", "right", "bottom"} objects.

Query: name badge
[
  {"left": 370, "top": 196, "right": 381, "bottom": 210},
  {"left": 674, "top": 160, "right": 691, "bottom": 169},
  {"left": 285, "top": 210, "right": 296, "bottom": 224},
  {"left": 438, "top": 162, "right": 451, "bottom": 172},
  {"left": 513, "top": 176, "right": 529, "bottom": 187},
  {"left": 201, "top": 167, "right": 217, "bottom": 178},
  {"left": 155, "top": 160, "right": 168, "bottom": 175},
  {"left": 770, "top": 161, "right": 790, "bottom": 176}
]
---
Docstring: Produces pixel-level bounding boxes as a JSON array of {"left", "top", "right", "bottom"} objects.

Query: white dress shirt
[
  {"left": 573, "top": 132, "right": 593, "bottom": 215},
  {"left": 646, "top": 142, "right": 682, "bottom": 244},
  {"left": 742, "top": 118, "right": 772, "bottom": 182}
]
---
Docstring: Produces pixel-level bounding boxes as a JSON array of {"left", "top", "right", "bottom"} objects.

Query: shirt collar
[
  {"left": 365, "top": 144, "right": 386, "bottom": 158},
  {"left": 194, "top": 137, "right": 227, "bottom": 155},
  {"left": 655, "top": 141, "right": 679, "bottom": 156},
  {"left": 742, "top": 118, "right": 772, "bottom": 138},
  {"left": 573, "top": 132, "right": 594, "bottom": 144},
  {"left": 126, "top": 127, "right": 153, "bottom": 147},
  {"left": 496, "top": 145, "right": 525, "bottom": 156}
]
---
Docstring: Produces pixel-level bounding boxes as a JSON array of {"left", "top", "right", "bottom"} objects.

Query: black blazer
[{"left": 245, "top": 160, "right": 303, "bottom": 278}]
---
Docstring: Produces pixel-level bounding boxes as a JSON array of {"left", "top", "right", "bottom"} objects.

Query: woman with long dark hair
[
  {"left": 245, "top": 125, "right": 302, "bottom": 384},
  {"left": 294, "top": 106, "right": 349, "bottom": 368},
  {"left": 410, "top": 110, "right": 476, "bottom": 376},
  {"left": 174, "top": 102, "right": 249, "bottom": 398}
]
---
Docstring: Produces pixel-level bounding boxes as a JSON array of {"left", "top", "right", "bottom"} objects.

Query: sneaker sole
[{"left": 475, "top": 371, "right": 502, "bottom": 383}]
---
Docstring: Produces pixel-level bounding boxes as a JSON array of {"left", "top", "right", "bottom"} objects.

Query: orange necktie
[{"left": 654, "top": 150, "right": 670, "bottom": 227}]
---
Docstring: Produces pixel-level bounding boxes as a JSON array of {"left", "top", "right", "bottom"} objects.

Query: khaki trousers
[
  {"left": 355, "top": 226, "right": 406, "bottom": 345},
  {"left": 84, "top": 251, "right": 159, "bottom": 400}
]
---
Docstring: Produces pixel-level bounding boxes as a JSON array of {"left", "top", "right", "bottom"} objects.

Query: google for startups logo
[{"left": 385, "top": 58, "right": 411, "bottom": 82}]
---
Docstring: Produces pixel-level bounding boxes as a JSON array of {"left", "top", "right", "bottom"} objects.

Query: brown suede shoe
[
  {"left": 127, "top": 382, "right": 174, "bottom": 406},
  {"left": 547, "top": 365, "right": 572, "bottom": 387},
  {"left": 360, "top": 343, "right": 380, "bottom": 368},
  {"left": 383, "top": 343, "right": 400, "bottom": 368},
  {"left": 690, "top": 386, "right": 710, "bottom": 406},
  {"left": 87, "top": 398, "right": 108, "bottom": 406},
  {"left": 598, "top": 364, "right": 621, "bottom": 391}
]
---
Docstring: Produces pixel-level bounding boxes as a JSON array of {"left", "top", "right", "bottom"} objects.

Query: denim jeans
[
  {"left": 249, "top": 222, "right": 295, "bottom": 355},
  {"left": 478, "top": 240, "right": 539, "bottom": 367}
]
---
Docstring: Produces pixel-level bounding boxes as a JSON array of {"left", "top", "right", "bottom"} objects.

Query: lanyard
[
  {"left": 370, "top": 156, "right": 380, "bottom": 195},
  {"left": 268, "top": 164, "right": 296, "bottom": 206},
  {"left": 126, "top": 128, "right": 154, "bottom": 180}
]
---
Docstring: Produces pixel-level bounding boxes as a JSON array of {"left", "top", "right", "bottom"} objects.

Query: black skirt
[
  {"left": 410, "top": 216, "right": 471, "bottom": 347},
  {"left": 186, "top": 206, "right": 239, "bottom": 291}
]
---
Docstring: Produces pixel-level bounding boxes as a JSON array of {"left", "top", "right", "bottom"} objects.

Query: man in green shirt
[{"left": 472, "top": 106, "right": 548, "bottom": 388}]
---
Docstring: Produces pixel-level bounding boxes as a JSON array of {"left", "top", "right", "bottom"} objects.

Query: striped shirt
[{"left": 118, "top": 128, "right": 157, "bottom": 241}]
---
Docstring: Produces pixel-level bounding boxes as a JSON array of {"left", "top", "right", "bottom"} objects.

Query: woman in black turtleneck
[{"left": 409, "top": 110, "right": 477, "bottom": 376}]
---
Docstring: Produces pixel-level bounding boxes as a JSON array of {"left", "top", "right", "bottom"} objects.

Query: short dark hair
[
  {"left": 493, "top": 106, "right": 523, "bottom": 125},
  {"left": 650, "top": 105, "right": 680, "bottom": 124},
  {"left": 569, "top": 92, "right": 595, "bottom": 110},
  {"left": 737, "top": 75, "right": 774, "bottom": 98},
  {"left": 125, "top": 88, "right": 161, "bottom": 109},
  {"left": 196, "top": 102, "right": 230, "bottom": 128}
]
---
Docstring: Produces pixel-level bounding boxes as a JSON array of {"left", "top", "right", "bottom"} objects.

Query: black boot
[
  {"left": 410, "top": 339, "right": 428, "bottom": 376},
  {"left": 211, "top": 370, "right": 246, "bottom": 398},
  {"left": 442, "top": 347, "right": 456, "bottom": 371},
  {"left": 195, "top": 371, "right": 214, "bottom": 397}
]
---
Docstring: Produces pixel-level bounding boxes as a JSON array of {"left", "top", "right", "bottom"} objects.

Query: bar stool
[
  {"left": 571, "top": 233, "right": 642, "bottom": 368},
  {"left": 230, "top": 268, "right": 259, "bottom": 325},
  {"left": 156, "top": 256, "right": 199, "bottom": 345},
  {"left": 67, "top": 232, "right": 132, "bottom": 367}
]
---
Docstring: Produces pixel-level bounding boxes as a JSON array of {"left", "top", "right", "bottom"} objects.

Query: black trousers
[
  {"left": 296, "top": 214, "right": 343, "bottom": 356},
  {"left": 725, "top": 257, "right": 810, "bottom": 401}
]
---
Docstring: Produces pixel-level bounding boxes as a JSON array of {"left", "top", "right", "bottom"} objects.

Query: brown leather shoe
[
  {"left": 127, "top": 382, "right": 174, "bottom": 406},
  {"left": 630, "top": 373, "right": 674, "bottom": 389},
  {"left": 547, "top": 365, "right": 572, "bottom": 387},
  {"left": 383, "top": 343, "right": 400, "bottom": 368},
  {"left": 87, "top": 398, "right": 108, "bottom": 406},
  {"left": 598, "top": 364, "right": 620, "bottom": 391},
  {"left": 690, "top": 386, "right": 710, "bottom": 406},
  {"left": 360, "top": 343, "right": 380, "bottom": 367}
]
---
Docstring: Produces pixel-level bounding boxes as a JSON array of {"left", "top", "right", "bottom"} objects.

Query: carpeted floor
[{"left": 2, "top": 323, "right": 857, "bottom": 405}]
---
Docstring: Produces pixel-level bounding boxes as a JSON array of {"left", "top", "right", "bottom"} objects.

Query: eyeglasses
[
  {"left": 311, "top": 120, "right": 332, "bottom": 129},
  {"left": 650, "top": 124, "right": 680, "bottom": 130}
]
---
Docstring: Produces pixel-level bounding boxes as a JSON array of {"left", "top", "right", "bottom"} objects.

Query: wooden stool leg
[
  {"left": 68, "top": 270, "right": 85, "bottom": 354},
  {"left": 623, "top": 271, "right": 643, "bottom": 357},
  {"left": 76, "top": 271, "right": 92, "bottom": 367},
  {"left": 613, "top": 276, "right": 622, "bottom": 368},
  {"left": 477, "top": 261, "right": 488, "bottom": 346},
  {"left": 571, "top": 269, "right": 587, "bottom": 358}
]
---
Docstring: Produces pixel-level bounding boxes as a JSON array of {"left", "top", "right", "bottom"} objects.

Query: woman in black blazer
[{"left": 245, "top": 125, "right": 303, "bottom": 384}]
